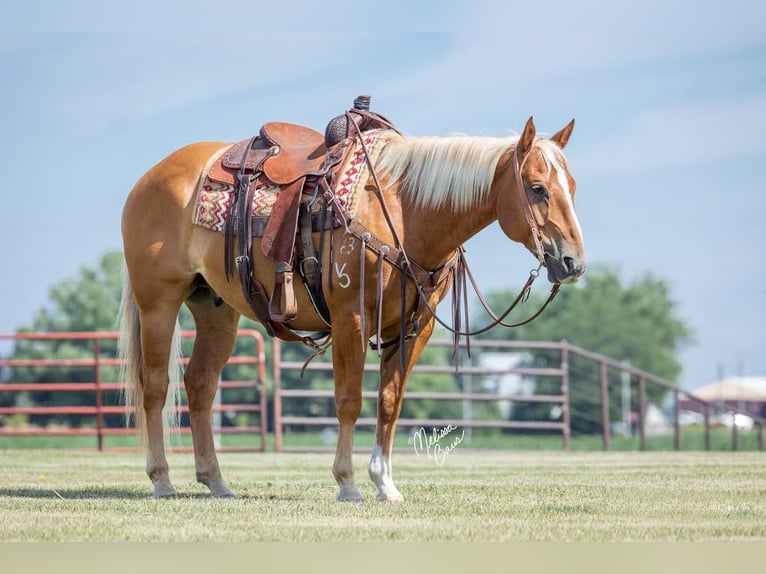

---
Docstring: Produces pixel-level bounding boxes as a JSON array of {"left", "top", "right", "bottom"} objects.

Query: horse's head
[{"left": 496, "top": 117, "right": 586, "bottom": 284}]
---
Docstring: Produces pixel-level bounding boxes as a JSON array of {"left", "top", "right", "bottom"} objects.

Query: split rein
[
  {"left": 419, "top": 251, "right": 560, "bottom": 339},
  {"left": 344, "top": 114, "right": 560, "bottom": 354}
]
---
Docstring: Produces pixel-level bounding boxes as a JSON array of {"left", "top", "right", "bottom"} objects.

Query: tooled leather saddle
[{"left": 217, "top": 95, "right": 395, "bottom": 343}]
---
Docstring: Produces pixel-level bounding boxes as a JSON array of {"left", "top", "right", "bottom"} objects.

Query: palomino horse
[{"left": 118, "top": 115, "right": 586, "bottom": 501}]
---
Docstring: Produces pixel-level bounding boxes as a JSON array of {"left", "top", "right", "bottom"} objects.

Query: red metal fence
[
  {"left": 272, "top": 338, "right": 765, "bottom": 452},
  {"left": 272, "top": 339, "right": 571, "bottom": 451},
  {"left": 566, "top": 342, "right": 765, "bottom": 451},
  {"left": 1, "top": 332, "right": 763, "bottom": 452},
  {"left": 0, "top": 330, "right": 267, "bottom": 451}
]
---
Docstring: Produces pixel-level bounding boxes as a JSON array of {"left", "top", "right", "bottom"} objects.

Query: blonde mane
[{"left": 375, "top": 132, "right": 569, "bottom": 212}]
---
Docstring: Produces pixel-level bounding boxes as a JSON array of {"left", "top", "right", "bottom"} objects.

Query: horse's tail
[{"left": 117, "top": 267, "right": 182, "bottom": 445}]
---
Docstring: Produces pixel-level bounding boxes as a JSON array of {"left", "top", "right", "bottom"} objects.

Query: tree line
[{"left": 0, "top": 251, "right": 692, "bottom": 435}]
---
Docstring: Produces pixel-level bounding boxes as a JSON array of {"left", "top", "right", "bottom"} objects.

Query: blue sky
[{"left": 0, "top": 2, "right": 764, "bottom": 390}]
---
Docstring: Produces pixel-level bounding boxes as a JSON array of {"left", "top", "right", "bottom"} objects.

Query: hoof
[
  {"left": 153, "top": 485, "right": 177, "bottom": 498},
  {"left": 376, "top": 493, "right": 404, "bottom": 503},
  {"left": 198, "top": 475, "right": 234, "bottom": 498},
  {"left": 207, "top": 483, "right": 234, "bottom": 498},
  {"left": 211, "top": 489, "right": 235, "bottom": 499},
  {"left": 375, "top": 484, "right": 404, "bottom": 502},
  {"left": 337, "top": 485, "right": 364, "bottom": 502}
]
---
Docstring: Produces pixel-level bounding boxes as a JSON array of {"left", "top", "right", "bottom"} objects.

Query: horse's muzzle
[{"left": 544, "top": 252, "right": 586, "bottom": 284}]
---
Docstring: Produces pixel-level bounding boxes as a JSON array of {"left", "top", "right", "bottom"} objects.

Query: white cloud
[
  {"left": 43, "top": 35, "right": 363, "bottom": 130},
  {"left": 385, "top": 3, "right": 761, "bottom": 85},
  {"left": 573, "top": 96, "right": 766, "bottom": 175}
]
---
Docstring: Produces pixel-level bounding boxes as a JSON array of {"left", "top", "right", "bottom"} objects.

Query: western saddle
[{"left": 220, "top": 95, "right": 395, "bottom": 344}]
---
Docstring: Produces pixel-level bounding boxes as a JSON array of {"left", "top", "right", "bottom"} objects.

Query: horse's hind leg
[
  {"left": 184, "top": 289, "right": 240, "bottom": 497},
  {"left": 138, "top": 301, "right": 186, "bottom": 498}
]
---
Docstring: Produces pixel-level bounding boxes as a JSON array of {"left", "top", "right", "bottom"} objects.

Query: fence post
[
  {"left": 273, "top": 339, "right": 283, "bottom": 452},
  {"left": 673, "top": 389, "right": 680, "bottom": 451},
  {"left": 460, "top": 346, "right": 473, "bottom": 444},
  {"left": 256, "top": 333, "right": 268, "bottom": 452},
  {"left": 704, "top": 402, "right": 711, "bottom": 451},
  {"left": 560, "top": 340, "right": 570, "bottom": 451},
  {"left": 599, "top": 362, "right": 609, "bottom": 451},
  {"left": 93, "top": 337, "right": 104, "bottom": 452},
  {"left": 638, "top": 376, "right": 646, "bottom": 451}
]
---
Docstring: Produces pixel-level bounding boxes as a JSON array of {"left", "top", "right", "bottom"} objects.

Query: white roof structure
[{"left": 691, "top": 377, "right": 766, "bottom": 402}]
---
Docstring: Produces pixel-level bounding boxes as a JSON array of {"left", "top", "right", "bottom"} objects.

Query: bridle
[
  {"left": 512, "top": 143, "right": 547, "bottom": 268},
  {"left": 344, "top": 114, "right": 560, "bottom": 353}
]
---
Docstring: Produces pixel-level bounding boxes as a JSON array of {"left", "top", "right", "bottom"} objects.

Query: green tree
[
  {"left": 3, "top": 252, "right": 126, "bottom": 427},
  {"left": 3, "top": 251, "right": 691, "bottom": 440},
  {"left": 477, "top": 267, "right": 693, "bottom": 434},
  {"left": 27, "top": 251, "right": 124, "bottom": 333},
  {"left": 2, "top": 250, "right": 272, "bottom": 431}
]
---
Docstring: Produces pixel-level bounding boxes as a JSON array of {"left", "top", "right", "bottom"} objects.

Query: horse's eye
[{"left": 530, "top": 183, "right": 547, "bottom": 197}]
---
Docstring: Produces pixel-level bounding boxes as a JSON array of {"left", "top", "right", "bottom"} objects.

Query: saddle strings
[
  {"left": 359, "top": 231, "right": 370, "bottom": 353},
  {"left": 375, "top": 246, "right": 389, "bottom": 357},
  {"left": 347, "top": 113, "right": 418, "bottom": 369}
]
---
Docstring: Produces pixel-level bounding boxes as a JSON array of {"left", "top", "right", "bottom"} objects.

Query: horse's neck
[{"left": 403, "top": 199, "right": 496, "bottom": 270}]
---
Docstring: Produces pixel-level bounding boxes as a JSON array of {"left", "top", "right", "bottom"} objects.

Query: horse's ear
[
  {"left": 519, "top": 116, "right": 536, "bottom": 156},
  {"left": 550, "top": 119, "right": 575, "bottom": 149}
]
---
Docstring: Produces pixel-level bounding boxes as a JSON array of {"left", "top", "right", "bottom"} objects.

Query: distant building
[{"left": 679, "top": 376, "right": 766, "bottom": 419}]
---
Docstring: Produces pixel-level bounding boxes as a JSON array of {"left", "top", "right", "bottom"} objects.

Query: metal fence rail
[
  {"left": 272, "top": 339, "right": 572, "bottom": 452},
  {"left": 0, "top": 330, "right": 268, "bottom": 451},
  {"left": 273, "top": 338, "right": 765, "bottom": 452},
  {"left": 565, "top": 343, "right": 765, "bottom": 451},
  {"left": 1, "top": 332, "right": 763, "bottom": 452}
]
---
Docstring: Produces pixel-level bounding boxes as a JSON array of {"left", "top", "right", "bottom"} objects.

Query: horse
[{"left": 118, "top": 114, "right": 586, "bottom": 501}]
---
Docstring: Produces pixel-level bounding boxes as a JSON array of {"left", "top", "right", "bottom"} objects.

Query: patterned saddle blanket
[{"left": 192, "top": 129, "right": 387, "bottom": 234}]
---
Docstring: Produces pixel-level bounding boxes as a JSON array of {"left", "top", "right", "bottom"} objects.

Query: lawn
[
  {"left": 0, "top": 449, "right": 764, "bottom": 541},
  {"left": 1, "top": 423, "right": 761, "bottom": 451}
]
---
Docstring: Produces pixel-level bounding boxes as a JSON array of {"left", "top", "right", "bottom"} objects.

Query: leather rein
[
  {"left": 411, "top": 143, "right": 560, "bottom": 338},
  {"left": 343, "top": 114, "right": 560, "bottom": 353}
]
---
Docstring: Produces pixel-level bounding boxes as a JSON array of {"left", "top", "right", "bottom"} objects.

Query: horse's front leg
[
  {"left": 369, "top": 318, "right": 434, "bottom": 502},
  {"left": 331, "top": 327, "right": 367, "bottom": 502}
]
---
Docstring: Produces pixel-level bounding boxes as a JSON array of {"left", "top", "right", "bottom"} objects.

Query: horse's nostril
[{"left": 563, "top": 256, "right": 575, "bottom": 274}]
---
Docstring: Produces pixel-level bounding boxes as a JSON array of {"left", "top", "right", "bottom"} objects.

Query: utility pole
[{"left": 621, "top": 362, "right": 631, "bottom": 438}]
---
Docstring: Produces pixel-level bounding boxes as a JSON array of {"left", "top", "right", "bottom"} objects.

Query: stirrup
[{"left": 269, "top": 262, "right": 298, "bottom": 322}]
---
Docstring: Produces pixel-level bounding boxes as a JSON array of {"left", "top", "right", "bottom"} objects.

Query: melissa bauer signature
[{"left": 408, "top": 424, "right": 465, "bottom": 465}]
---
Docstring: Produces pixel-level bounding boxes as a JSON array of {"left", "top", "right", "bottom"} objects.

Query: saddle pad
[{"left": 192, "top": 130, "right": 388, "bottom": 233}]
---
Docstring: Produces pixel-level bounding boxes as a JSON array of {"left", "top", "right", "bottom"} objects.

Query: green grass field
[
  {"left": 1, "top": 424, "right": 762, "bottom": 451},
  {"left": 1, "top": 448, "right": 764, "bottom": 541}
]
